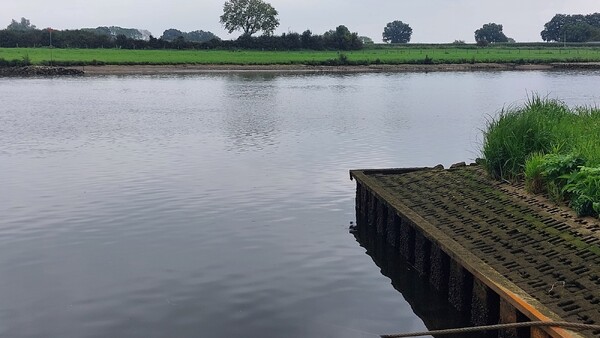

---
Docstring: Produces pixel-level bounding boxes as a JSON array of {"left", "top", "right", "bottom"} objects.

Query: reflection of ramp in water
[{"left": 352, "top": 218, "right": 483, "bottom": 338}]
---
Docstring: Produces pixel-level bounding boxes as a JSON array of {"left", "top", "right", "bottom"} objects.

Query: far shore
[{"left": 66, "top": 62, "right": 600, "bottom": 75}]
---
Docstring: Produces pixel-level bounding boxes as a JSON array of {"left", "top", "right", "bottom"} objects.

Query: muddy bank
[
  {"left": 64, "top": 62, "right": 600, "bottom": 75},
  {"left": 5, "top": 62, "right": 598, "bottom": 77},
  {"left": 0, "top": 66, "right": 84, "bottom": 77}
]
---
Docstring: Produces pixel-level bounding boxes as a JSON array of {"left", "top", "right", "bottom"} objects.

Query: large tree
[
  {"left": 541, "top": 13, "right": 600, "bottom": 42},
  {"left": 7, "top": 17, "right": 36, "bottom": 31},
  {"left": 382, "top": 20, "right": 412, "bottom": 43},
  {"left": 220, "top": 0, "right": 279, "bottom": 37},
  {"left": 474, "top": 23, "right": 508, "bottom": 44}
]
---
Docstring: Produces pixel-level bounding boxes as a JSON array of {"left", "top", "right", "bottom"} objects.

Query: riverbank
[
  {"left": 0, "top": 65, "right": 83, "bottom": 76},
  {"left": 3, "top": 62, "right": 598, "bottom": 77},
  {"left": 65, "top": 62, "right": 600, "bottom": 75}
]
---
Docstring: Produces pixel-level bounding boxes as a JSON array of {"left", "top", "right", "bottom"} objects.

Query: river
[{"left": 1, "top": 70, "right": 599, "bottom": 337}]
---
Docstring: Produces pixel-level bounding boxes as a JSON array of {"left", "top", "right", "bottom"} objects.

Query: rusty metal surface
[{"left": 355, "top": 165, "right": 600, "bottom": 337}]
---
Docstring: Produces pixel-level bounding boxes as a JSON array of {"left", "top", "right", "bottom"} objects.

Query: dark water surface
[{"left": 1, "top": 71, "right": 599, "bottom": 337}]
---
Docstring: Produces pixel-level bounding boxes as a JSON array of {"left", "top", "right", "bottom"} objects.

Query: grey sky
[{"left": 2, "top": 0, "right": 598, "bottom": 42}]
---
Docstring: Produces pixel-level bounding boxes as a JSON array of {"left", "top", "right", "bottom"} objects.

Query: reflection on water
[
  {"left": 1, "top": 71, "right": 600, "bottom": 337},
  {"left": 353, "top": 217, "right": 488, "bottom": 338},
  {"left": 222, "top": 74, "right": 280, "bottom": 152}
]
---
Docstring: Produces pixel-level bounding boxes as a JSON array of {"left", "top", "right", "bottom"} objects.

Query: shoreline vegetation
[{"left": 482, "top": 96, "right": 600, "bottom": 219}]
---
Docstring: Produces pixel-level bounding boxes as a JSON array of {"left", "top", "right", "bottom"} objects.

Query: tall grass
[
  {"left": 481, "top": 96, "right": 600, "bottom": 217},
  {"left": 481, "top": 96, "right": 571, "bottom": 180}
]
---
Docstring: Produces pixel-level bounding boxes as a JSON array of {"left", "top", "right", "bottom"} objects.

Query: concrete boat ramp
[{"left": 350, "top": 164, "right": 600, "bottom": 338}]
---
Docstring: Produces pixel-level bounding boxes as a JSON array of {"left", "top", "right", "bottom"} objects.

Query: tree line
[
  {"left": 218, "top": 0, "right": 600, "bottom": 44},
  {"left": 0, "top": 25, "right": 363, "bottom": 50},
  {"left": 3, "top": 0, "right": 600, "bottom": 51}
]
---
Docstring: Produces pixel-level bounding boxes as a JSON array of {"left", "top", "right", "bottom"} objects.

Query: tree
[
  {"left": 161, "top": 29, "right": 218, "bottom": 43},
  {"left": 323, "top": 25, "right": 363, "bottom": 50},
  {"left": 587, "top": 13, "right": 600, "bottom": 28},
  {"left": 220, "top": 0, "right": 279, "bottom": 37},
  {"left": 541, "top": 13, "right": 600, "bottom": 42},
  {"left": 300, "top": 29, "right": 325, "bottom": 50},
  {"left": 281, "top": 32, "right": 301, "bottom": 49},
  {"left": 115, "top": 34, "right": 129, "bottom": 48},
  {"left": 359, "top": 36, "right": 374, "bottom": 45},
  {"left": 474, "top": 23, "right": 508, "bottom": 44},
  {"left": 541, "top": 14, "right": 582, "bottom": 42},
  {"left": 7, "top": 17, "right": 36, "bottom": 31},
  {"left": 301, "top": 30, "right": 313, "bottom": 46},
  {"left": 382, "top": 20, "right": 412, "bottom": 43},
  {"left": 561, "top": 22, "right": 600, "bottom": 42},
  {"left": 542, "top": 14, "right": 567, "bottom": 42},
  {"left": 187, "top": 30, "right": 219, "bottom": 43},
  {"left": 161, "top": 28, "right": 185, "bottom": 41}
]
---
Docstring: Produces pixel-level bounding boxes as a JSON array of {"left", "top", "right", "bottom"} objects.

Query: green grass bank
[
  {"left": 482, "top": 97, "right": 600, "bottom": 218},
  {"left": 2, "top": 46, "right": 600, "bottom": 66}
]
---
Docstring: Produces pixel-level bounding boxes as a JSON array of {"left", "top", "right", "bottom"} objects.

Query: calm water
[{"left": 1, "top": 71, "right": 599, "bottom": 338}]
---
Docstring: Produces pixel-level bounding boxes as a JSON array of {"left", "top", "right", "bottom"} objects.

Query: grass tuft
[{"left": 481, "top": 96, "right": 570, "bottom": 180}]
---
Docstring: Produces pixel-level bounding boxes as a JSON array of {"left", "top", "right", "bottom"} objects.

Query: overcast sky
[{"left": 2, "top": 0, "right": 599, "bottom": 42}]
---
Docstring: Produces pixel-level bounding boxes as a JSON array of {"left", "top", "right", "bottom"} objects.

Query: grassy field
[
  {"left": 2, "top": 46, "right": 600, "bottom": 66},
  {"left": 482, "top": 97, "right": 600, "bottom": 217}
]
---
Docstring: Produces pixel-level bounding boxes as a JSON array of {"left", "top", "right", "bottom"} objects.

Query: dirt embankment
[
  {"left": 0, "top": 66, "right": 84, "bottom": 77},
  {"left": 67, "top": 62, "right": 600, "bottom": 76},
  {"left": 5, "top": 62, "right": 600, "bottom": 77},
  {"left": 65, "top": 63, "right": 548, "bottom": 75}
]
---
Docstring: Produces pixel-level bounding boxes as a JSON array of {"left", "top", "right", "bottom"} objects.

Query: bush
[
  {"left": 539, "top": 153, "right": 584, "bottom": 182},
  {"left": 524, "top": 152, "right": 584, "bottom": 200},
  {"left": 562, "top": 167, "right": 600, "bottom": 217}
]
